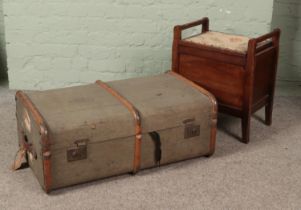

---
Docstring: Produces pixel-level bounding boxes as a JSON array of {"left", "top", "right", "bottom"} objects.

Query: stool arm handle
[
  {"left": 253, "top": 28, "right": 281, "bottom": 47},
  {"left": 174, "top": 17, "right": 209, "bottom": 40}
]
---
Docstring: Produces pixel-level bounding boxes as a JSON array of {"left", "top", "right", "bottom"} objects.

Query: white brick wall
[
  {"left": 272, "top": 0, "right": 301, "bottom": 82},
  {"left": 4, "top": 0, "right": 274, "bottom": 90}
]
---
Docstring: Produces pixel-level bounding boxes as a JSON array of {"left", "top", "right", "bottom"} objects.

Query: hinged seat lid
[{"left": 185, "top": 31, "right": 250, "bottom": 53}]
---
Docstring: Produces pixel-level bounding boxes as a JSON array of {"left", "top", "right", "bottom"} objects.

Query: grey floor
[{"left": 0, "top": 81, "right": 301, "bottom": 210}]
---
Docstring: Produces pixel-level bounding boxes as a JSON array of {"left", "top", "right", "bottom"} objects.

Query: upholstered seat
[{"left": 184, "top": 31, "right": 250, "bottom": 53}]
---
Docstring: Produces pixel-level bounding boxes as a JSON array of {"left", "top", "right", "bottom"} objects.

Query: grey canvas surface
[
  {"left": 1, "top": 85, "right": 301, "bottom": 209},
  {"left": 16, "top": 74, "right": 214, "bottom": 190}
]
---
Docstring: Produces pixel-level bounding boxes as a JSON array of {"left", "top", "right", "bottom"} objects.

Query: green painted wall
[
  {"left": 272, "top": 0, "right": 301, "bottom": 82},
  {"left": 3, "top": 0, "right": 275, "bottom": 90}
]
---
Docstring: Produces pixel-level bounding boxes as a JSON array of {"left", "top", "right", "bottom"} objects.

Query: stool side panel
[
  {"left": 178, "top": 54, "right": 244, "bottom": 108},
  {"left": 252, "top": 47, "right": 278, "bottom": 105}
]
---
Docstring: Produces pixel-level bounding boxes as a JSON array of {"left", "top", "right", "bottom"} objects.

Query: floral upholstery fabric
[{"left": 185, "top": 31, "right": 250, "bottom": 53}]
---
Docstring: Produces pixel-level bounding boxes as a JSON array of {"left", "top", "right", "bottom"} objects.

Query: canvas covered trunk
[{"left": 13, "top": 72, "right": 217, "bottom": 193}]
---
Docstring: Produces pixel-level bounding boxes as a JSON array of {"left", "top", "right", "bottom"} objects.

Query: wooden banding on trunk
[
  {"left": 95, "top": 80, "right": 142, "bottom": 174},
  {"left": 168, "top": 71, "right": 217, "bottom": 156},
  {"left": 15, "top": 91, "right": 52, "bottom": 193},
  {"left": 14, "top": 73, "right": 217, "bottom": 193}
]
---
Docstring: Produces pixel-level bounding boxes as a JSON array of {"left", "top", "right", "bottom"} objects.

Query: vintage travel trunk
[{"left": 13, "top": 72, "right": 217, "bottom": 193}]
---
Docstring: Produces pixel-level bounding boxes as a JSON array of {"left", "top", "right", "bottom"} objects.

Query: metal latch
[
  {"left": 67, "top": 139, "right": 88, "bottom": 162},
  {"left": 184, "top": 121, "right": 200, "bottom": 139}
]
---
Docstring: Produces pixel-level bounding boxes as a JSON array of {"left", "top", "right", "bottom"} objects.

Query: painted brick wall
[
  {"left": 272, "top": 0, "right": 301, "bottom": 82},
  {"left": 0, "top": 0, "right": 7, "bottom": 79},
  {"left": 4, "top": 0, "right": 274, "bottom": 90}
]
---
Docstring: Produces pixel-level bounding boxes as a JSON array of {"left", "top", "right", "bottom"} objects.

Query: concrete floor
[
  {"left": 276, "top": 81, "right": 301, "bottom": 97},
  {"left": 0, "top": 80, "right": 301, "bottom": 209}
]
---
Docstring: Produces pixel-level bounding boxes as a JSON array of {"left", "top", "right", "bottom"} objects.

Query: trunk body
[{"left": 15, "top": 73, "right": 217, "bottom": 192}]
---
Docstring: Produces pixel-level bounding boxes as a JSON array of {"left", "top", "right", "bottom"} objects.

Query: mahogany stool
[{"left": 172, "top": 17, "right": 281, "bottom": 143}]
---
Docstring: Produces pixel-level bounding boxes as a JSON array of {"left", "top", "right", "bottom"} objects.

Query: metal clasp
[
  {"left": 67, "top": 139, "right": 88, "bottom": 162},
  {"left": 183, "top": 119, "right": 200, "bottom": 139}
]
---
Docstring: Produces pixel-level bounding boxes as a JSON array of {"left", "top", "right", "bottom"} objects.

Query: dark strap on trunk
[{"left": 149, "top": 131, "right": 161, "bottom": 166}]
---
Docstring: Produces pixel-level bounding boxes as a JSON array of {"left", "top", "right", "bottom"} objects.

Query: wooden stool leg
[
  {"left": 241, "top": 115, "right": 251, "bottom": 144},
  {"left": 265, "top": 101, "right": 273, "bottom": 126}
]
